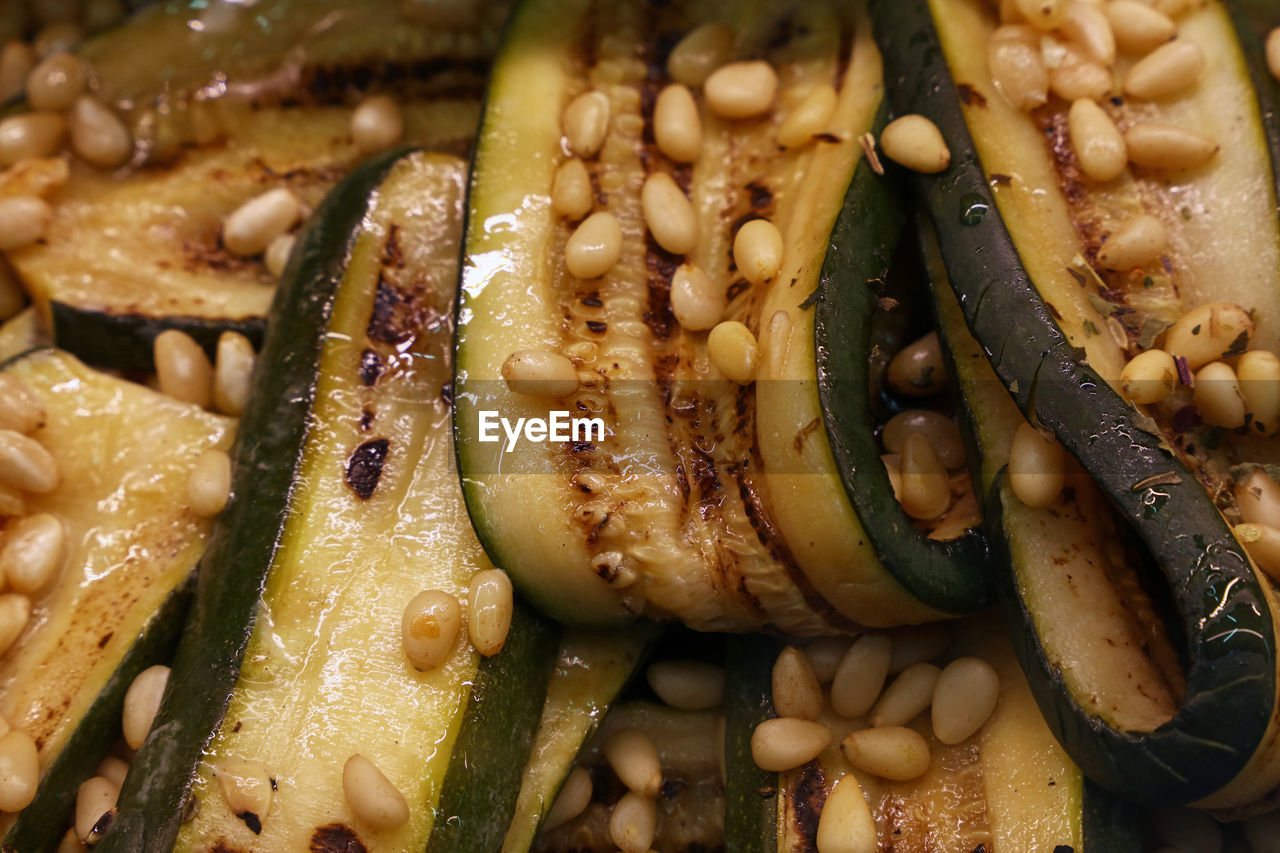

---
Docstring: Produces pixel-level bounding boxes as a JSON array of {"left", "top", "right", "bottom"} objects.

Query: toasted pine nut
[
  {"left": 653, "top": 84, "right": 702, "bottom": 163},
  {"left": 0, "top": 730, "right": 36, "bottom": 812},
  {"left": 932, "top": 657, "right": 1000, "bottom": 744},
  {"left": 609, "top": 790, "right": 657, "bottom": 853},
  {"left": 401, "top": 589, "right": 462, "bottom": 671},
  {"left": 1270, "top": 28, "right": 1280, "bottom": 84},
  {"left": 1050, "top": 54, "right": 1112, "bottom": 102},
  {"left": 1164, "top": 302, "right": 1253, "bottom": 370},
  {"left": 803, "top": 637, "right": 852, "bottom": 684},
  {"left": 1124, "top": 40, "right": 1203, "bottom": 101},
  {"left": 1237, "top": 522, "right": 1280, "bottom": 580},
  {"left": 646, "top": 660, "right": 725, "bottom": 710},
  {"left": 929, "top": 490, "right": 982, "bottom": 541},
  {"left": 883, "top": 411, "right": 964, "bottom": 470},
  {"left": 0, "top": 195, "right": 52, "bottom": 251},
  {"left": 223, "top": 188, "right": 301, "bottom": 258},
  {"left": 988, "top": 31, "right": 1049, "bottom": 111},
  {"left": 888, "top": 623, "right": 949, "bottom": 673},
  {"left": 879, "top": 115, "right": 950, "bottom": 174},
  {"left": 704, "top": 61, "right": 778, "bottom": 119},
  {"left": 543, "top": 765, "right": 592, "bottom": 831},
  {"left": 900, "top": 433, "right": 951, "bottom": 520},
  {"left": 351, "top": 95, "right": 403, "bottom": 154},
  {"left": 869, "top": 662, "right": 941, "bottom": 728},
  {"left": 1107, "top": 1, "right": 1176, "bottom": 54},
  {"left": 1120, "top": 348, "right": 1177, "bottom": 404},
  {"left": 1238, "top": 350, "right": 1280, "bottom": 436},
  {"left": 1016, "top": 0, "right": 1065, "bottom": 30},
  {"left": 1, "top": 513, "right": 64, "bottom": 594},
  {"left": 264, "top": 233, "right": 295, "bottom": 279},
  {"left": 214, "top": 331, "right": 255, "bottom": 416},
  {"left": 670, "top": 264, "right": 725, "bottom": 331},
  {"left": 1236, "top": 469, "right": 1280, "bottom": 529},
  {"left": 772, "top": 645, "right": 824, "bottom": 721},
  {"left": 343, "top": 754, "right": 410, "bottom": 830},
  {"left": 667, "top": 22, "right": 734, "bottom": 88},
  {"left": 551, "top": 158, "right": 594, "bottom": 221},
  {"left": 154, "top": 330, "right": 213, "bottom": 408},
  {"left": 604, "top": 728, "right": 663, "bottom": 798},
  {"left": 468, "top": 568, "right": 513, "bottom": 656},
  {"left": 1194, "top": 361, "right": 1246, "bottom": 429},
  {"left": 68, "top": 96, "right": 133, "bottom": 168},
  {"left": 1125, "top": 123, "right": 1217, "bottom": 170},
  {"left": 501, "top": 350, "right": 579, "bottom": 397},
  {"left": 0, "top": 43, "right": 35, "bottom": 103},
  {"left": 883, "top": 454, "right": 903, "bottom": 501},
  {"left": 0, "top": 429, "right": 58, "bottom": 493},
  {"left": 25, "top": 51, "right": 83, "bottom": 111},
  {"left": 750, "top": 717, "right": 832, "bottom": 772},
  {"left": 830, "top": 632, "right": 891, "bottom": 719},
  {"left": 565, "top": 211, "right": 622, "bottom": 279},
  {"left": 122, "top": 664, "right": 169, "bottom": 749},
  {"left": 75, "top": 775, "right": 117, "bottom": 841},
  {"left": 1150, "top": 806, "right": 1224, "bottom": 853},
  {"left": 1068, "top": 99, "right": 1126, "bottom": 182},
  {"left": 563, "top": 91, "right": 610, "bottom": 158},
  {"left": 1098, "top": 213, "right": 1167, "bottom": 270},
  {"left": 1059, "top": 2, "right": 1115, "bottom": 65},
  {"left": 778, "top": 84, "right": 837, "bottom": 149},
  {"left": 641, "top": 173, "right": 697, "bottom": 255},
  {"left": 188, "top": 448, "right": 231, "bottom": 517},
  {"left": 707, "top": 320, "right": 759, "bottom": 384},
  {"left": 1008, "top": 422, "right": 1064, "bottom": 508},
  {"left": 0, "top": 594, "right": 30, "bottom": 656},
  {"left": 886, "top": 331, "right": 947, "bottom": 396},
  {"left": 215, "top": 757, "right": 272, "bottom": 827},
  {"left": 815, "top": 774, "right": 877, "bottom": 853},
  {"left": 733, "top": 219, "right": 783, "bottom": 285},
  {"left": 0, "top": 113, "right": 65, "bottom": 166},
  {"left": 96, "top": 756, "right": 128, "bottom": 789},
  {"left": 840, "top": 726, "right": 931, "bottom": 782},
  {"left": 0, "top": 375, "right": 43, "bottom": 435}
]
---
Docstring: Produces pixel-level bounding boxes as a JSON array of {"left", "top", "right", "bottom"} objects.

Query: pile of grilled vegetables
[{"left": 0, "top": 0, "right": 1279, "bottom": 850}]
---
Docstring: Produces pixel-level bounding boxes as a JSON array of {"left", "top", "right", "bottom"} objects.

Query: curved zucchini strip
[{"left": 873, "top": 0, "right": 1280, "bottom": 806}]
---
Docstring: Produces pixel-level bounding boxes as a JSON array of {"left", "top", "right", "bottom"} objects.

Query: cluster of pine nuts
[{"left": 401, "top": 567, "right": 514, "bottom": 673}]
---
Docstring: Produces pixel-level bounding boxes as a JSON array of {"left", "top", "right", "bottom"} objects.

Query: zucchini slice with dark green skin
[
  {"left": 874, "top": 0, "right": 1280, "bottom": 806},
  {"left": 723, "top": 635, "right": 778, "bottom": 853}
]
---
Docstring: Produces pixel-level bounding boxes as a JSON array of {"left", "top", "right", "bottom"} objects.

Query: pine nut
[
  {"left": 0, "top": 429, "right": 58, "bottom": 493},
  {"left": 604, "top": 728, "right": 663, "bottom": 797},
  {"left": 468, "top": 567, "right": 513, "bottom": 657},
  {"left": 97, "top": 756, "right": 128, "bottom": 789},
  {"left": 886, "top": 331, "right": 946, "bottom": 395},
  {"left": 1120, "top": 348, "right": 1177, "bottom": 404},
  {"left": 0, "top": 113, "right": 65, "bottom": 166},
  {"left": 1125, "top": 123, "right": 1217, "bottom": 170},
  {"left": 0, "top": 42, "right": 35, "bottom": 103},
  {"left": 351, "top": 95, "right": 403, "bottom": 154},
  {"left": 932, "top": 656, "right": 1000, "bottom": 744},
  {"left": 641, "top": 173, "right": 697, "bottom": 255},
  {"left": 122, "top": 664, "right": 169, "bottom": 749},
  {"left": 609, "top": 790, "right": 656, "bottom": 853},
  {"left": 988, "top": 29, "right": 1049, "bottom": 111},
  {"left": 551, "top": 158, "right": 594, "bottom": 221},
  {"left": 0, "top": 513, "right": 64, "bottom": 594},
  {"left": 0, "top": 195, "right": 52, "bottom": 251},
  {"left": 653, "top": 84, "right": 702, "bottom": 163},
  {"left": 704, "top": 61, "right": 778, "bottom": 120},
  {"left": 25, "top": 51, "right": 83, "bottom": 111},
  {"left": 1060, "top": 2, "right": 1115, "bottom": 66},
  {"left": 883, "top": 411, "right": 964, "bottom": 470},
  {"left": 900, "top": 433, "right": 951, "bottom": 520},
  {"left": 1194, "top": 361, "right": 1246, "bottom": 429},
  {"left": 0, "top": 730, "right": 37, "bottom": 812},
  {"left": 1150, "top": 806, "right": 1224, "bottom": 853},
  {"left": 401, "top": 589, "right": 462, "bottom": 671},
  {"left": 879, "top": 115, "right": 950, "bottom": 174},
  {"left": 154, "top": 329, "right": 213, "bottom": 408},
  {"left": 563, "top": 91, "right": 610, "bottom": 158},
  {"left": 1270, "top": 28, "right": 1280, "bottom": 84},
  {"left": 543, "top": 765, "right": 591, "bottom": 831},
  {"left": 1008, "top": 422, "right": 1064, "bottom": 508},
  {"left": 1068, "top": 98, "right": 1126, "bottom": 182},
  {"left": 214, "top": 331, "right": 255, "bottom": 416},
  {"left": 1124, "top": 40, "right": 1203, "bottom": 101},
  {"left": 215, "top": 757, "right": 272, "bottom": 829},
  {"left": 0, "top": 594, "right": 30, "bottom": 656},
  {"left": 75, "top": 776, "right": 118, "bottom": 840},
  {"left": 0, "top": 375, "right": 43, "bottom": 434},
  {"left": 750, "top": 717, "right": 831, "bottom": 771},
  {"left": 1238, "top": 350, "right": 1280, "bottom": 436},
  {"left": 264, "top": 233, "right": 295, "bottom": 279},
  {"left": 883, "top": 454, "right": 903, "bottom": 501},
  {"left": 815, "top": 774, "right": 877, "bottom": 853},
  {"left": 1050, "top": 54, "right": 1112, "bottom": 102},
  {"left": 501, "top": 349, "right": 579, "bottom": 397},
  {"left": 869, "top": 662, "right": 941, "bottom": 728},
  {"left": 772, "top": 645, "right": 824, "bottom": 721},
  {"left": 888, "top": 623, "right": 949, "bottom": 672},
  {"left": 669, "top": 264, "right": 724, "bottom": 331},
  {"left": 1107, "top": 1, "right": 1176, "bottom": 54},
  {"left": 803, "top": 637, "right": 852, "bottom": 684},
  {"left": 733, "top": 219, "right": 783, "bottom": 285},
  {"left": 1098, "top": 213, "right": 1167, "bottom": 270},
  {"left": 68, "top": 95, "right": 133, "bottom": 168},
  {"left": 1237, "top": 522, "right": 1280, "bottom": 581},
  {"left": 645, "top": 660, "right": 725, "bottom": 710},
  {"left": 778, "top": 84, "right": 837, "bottom": 149},
  {"left": 343, "top": 754, "right": 410, "bottom": 830},
  {"left": 707, "top": 320, "right": 759, "bottom": 384},
  {"left": 188, "top": 448, "right": 231, "bottom": 517},
  {"left": 839, "top": 726, "right": 931, "bottom": 782},
  {"left": 565, "top": 211, "right": 622, "bottom": 279},
  {"left": 1016, "top": 0, "right": 1065, "bottom": 30},
  {"left": 1164, "top": 302, "right": 1253, "bottom": 370},
  {"left": 830, "top": 632, "right": 891, "bottom": 719},
  {"left": 1236, "top": 470, "right": 1280, "bottom": 529},
  {"left": 34, "top": 23, "right": 81, "bottom": 59},
  {"left": 223, "top": 188, "right": 301, "bottom": 257},
  {"left": 667, "top": 22, "right": 734, "bottom": 88}
]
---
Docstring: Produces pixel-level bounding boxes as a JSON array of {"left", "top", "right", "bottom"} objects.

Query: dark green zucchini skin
[
  {"left": 876, "top": 0, "right": 1277, "bottom": 803},
  {"left": 814, "top": 103, "right": 992, "bottom": 616},
  {"left": 722, "top": 635, "right": 779, "bottom": 853},
  {"left": 49, "top": 304, "right": 264, "bottom": 374}
]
